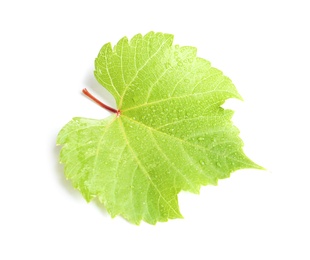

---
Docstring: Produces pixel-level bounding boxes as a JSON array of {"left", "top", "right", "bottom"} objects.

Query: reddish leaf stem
[{"left": 82, "top": 88, "right": 120, "bottom": 116}]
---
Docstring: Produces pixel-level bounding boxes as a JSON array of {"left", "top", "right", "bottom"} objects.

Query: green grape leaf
[{"left": 57, "top": 32, "right": 262, "bottom": 225}]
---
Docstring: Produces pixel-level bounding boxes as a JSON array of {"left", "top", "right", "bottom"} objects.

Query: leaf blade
[{"left": 57, "top": 32, "right": 263, "bottom": 224}]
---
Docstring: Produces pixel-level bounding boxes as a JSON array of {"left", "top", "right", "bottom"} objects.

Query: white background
[{"left": 1, "top": 0, "right": 309, "bottom": 259}]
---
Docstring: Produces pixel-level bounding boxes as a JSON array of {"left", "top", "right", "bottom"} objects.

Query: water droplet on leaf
[{"left": 165, "top": 62, "right": 171, "bottom": 68}]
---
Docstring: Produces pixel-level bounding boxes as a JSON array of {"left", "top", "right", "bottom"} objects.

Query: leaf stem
[{"left": 82, "top": 88, "right": 120, "bottom": 116}]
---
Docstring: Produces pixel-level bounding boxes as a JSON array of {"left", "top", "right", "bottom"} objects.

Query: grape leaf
[{"left": 57, "top": 32, "right": 262, "bottom": 225}]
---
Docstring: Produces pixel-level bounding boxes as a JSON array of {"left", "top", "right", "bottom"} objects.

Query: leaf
[{"left": 57, "top": 32, "right": 263, "bottom": 225}]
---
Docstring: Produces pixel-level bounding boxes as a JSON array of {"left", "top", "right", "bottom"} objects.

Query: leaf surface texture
[{"left": 57, "top": 32, "right": 262, "bottom": 224}]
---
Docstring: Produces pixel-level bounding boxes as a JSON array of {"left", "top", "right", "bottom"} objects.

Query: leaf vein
[
  {"left": 119, "top": 36, "right": 171, "bottom": 108},
  {"left": 118, "top": 118, "right": 180, "bottom": 217},
  {"left": 148, "top": 130, "right": 198, "bottom": 191}
]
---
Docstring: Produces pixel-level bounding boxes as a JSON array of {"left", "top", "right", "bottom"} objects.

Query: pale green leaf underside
[{"left": 57, "top": 32, "right": 262, "bottom": 224}]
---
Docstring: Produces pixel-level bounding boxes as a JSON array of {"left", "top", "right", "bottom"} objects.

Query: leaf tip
[{"left": 253, "top": 164, "right": 266, "bottom": 171}]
